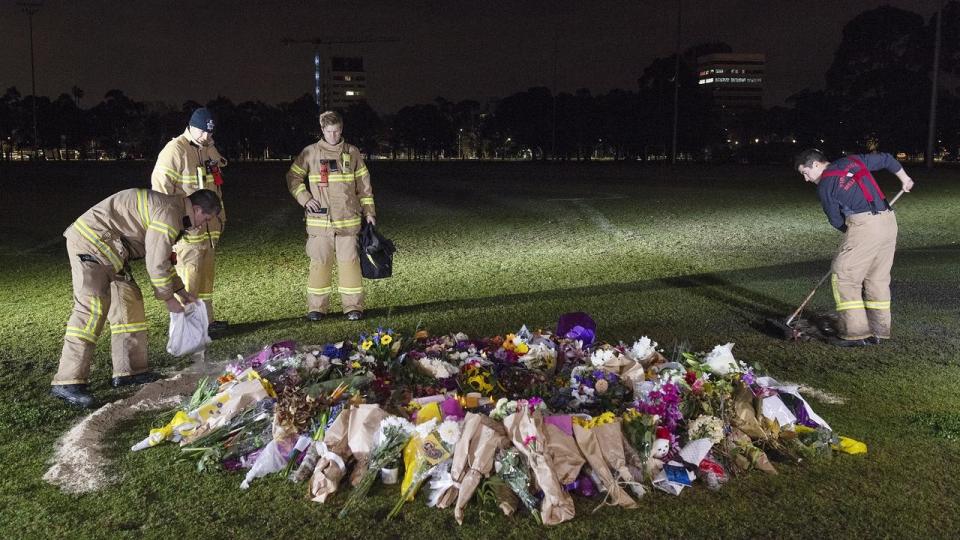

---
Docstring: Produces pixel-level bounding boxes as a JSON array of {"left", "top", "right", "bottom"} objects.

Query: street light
[{"left": 17, "top": 1, "right": 42, "bottom": 159}]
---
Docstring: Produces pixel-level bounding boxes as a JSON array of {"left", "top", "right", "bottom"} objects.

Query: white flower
[
  {"left": 520, "top": 342, "right": 557, "bottom": 370},
  {"left": 629, "top": 336, "right": 659, "bottom": 362},
  {"left": 687, "top": 414, "right": 724, "bottom": 444},
  {"left": 454, "top": 332, "right": 470, "bottom": 342},
  {"left": 590, "top": 348, "right": 617, "bottom": 368},
  {"left": 378, "top": 416, "right": 415, "bottom": 443},
  {"left": 415, "top": 418, "right": 438, "bottom": 440},
  {"left": 490, "top": 398, "right": 517, "bottom": 421},
  {"left": 418, "top": 357, "right": 458, "bottom": 379},
  {"left": 704, "top": 343, "right": 737, "bottom": 376},
  {"left": 438, "top": 420, "right": 462, "bottom": 446}
]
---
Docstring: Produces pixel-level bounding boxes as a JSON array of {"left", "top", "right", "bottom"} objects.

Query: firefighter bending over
[
  {"left": 795, "top": 149, "right": 914, "bottom": 347},
  {"left": 51, "top": 189, "right": 222, "bottom": 408}
]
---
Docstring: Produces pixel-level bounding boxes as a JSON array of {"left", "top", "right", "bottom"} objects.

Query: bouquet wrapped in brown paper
[
  {"left": 431, "top": 413, "right": 510, "bottom": 524},
  {"left": 308, "top": 407, "right": 353, "bottom": 503},
  {"left": 723, "top": 428, "right": 777, "bottom": 475},
  {"left": 503, "top": 406, "right": 576, "bottom": 525},
  {"left": 542, "top": 416, "right": 585, "bottom": 487},
  {"left": 346, "top": 404, "right": 390, "bottom": 486},
  {"left": 572, "top": 420, "right": 637, "bottom": 509},
  {"left": 731, "top": 382, "right": 765, "bottom": 440}
]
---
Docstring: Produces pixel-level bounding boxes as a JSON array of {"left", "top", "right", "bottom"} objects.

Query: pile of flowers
[{"left": 133, "top": 313, "right": 865, "bottom": 526}]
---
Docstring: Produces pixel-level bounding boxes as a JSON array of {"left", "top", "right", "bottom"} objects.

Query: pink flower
[{"left": 523, "top": 435, "right": 538, "bottom": 447}]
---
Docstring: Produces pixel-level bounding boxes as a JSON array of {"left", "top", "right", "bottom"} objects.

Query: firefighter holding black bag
[{"left": 286, "top": 111, "right": 376, "bottom": 321}]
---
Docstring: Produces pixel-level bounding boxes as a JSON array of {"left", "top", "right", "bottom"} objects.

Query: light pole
[
  {"left": 670, "top": 0, "right": 682, "bottom": 165},
  {"left": 18, "top": 2, "right": 42, "bottom": 160},
  {"left": 925, "top": 0, "right": 943, "bottom": 169}
]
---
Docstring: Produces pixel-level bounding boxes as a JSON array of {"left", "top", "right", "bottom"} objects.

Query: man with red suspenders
[{"left": 795, "top": 149, "right": 914, "bottom": 346}]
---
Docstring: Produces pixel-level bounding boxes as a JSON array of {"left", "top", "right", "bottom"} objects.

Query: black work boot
[
  {"left": 827, "top": 337, "right": 868, "bottom": 348},
  {"left": 346, "top": 310, "right": 363, "bottom": 321},
  {"left": 112, "top": 371, "right": 162, "bottom": 388},
  {"left": 208, "top": 320, "right": 229, "bottom": 333},
  {"left": 51, "top": 384, "right": 96, "bottom": 408},
  {"left": 305, "top": 311, "right": 324, "bottom": 322}
]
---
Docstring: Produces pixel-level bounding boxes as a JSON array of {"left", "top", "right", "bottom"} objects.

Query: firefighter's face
[
  {"left": 191, "top": 206, "right": 218, "bottom": 228},
  {"left": 322, "top": 123, "right": 343, "bottom": 145},
  {"left": 188, "top": 126, "right": 212, "bottom": 145},
  {"left": 797, "top": 162, "right": 826, "bottom": 184}
]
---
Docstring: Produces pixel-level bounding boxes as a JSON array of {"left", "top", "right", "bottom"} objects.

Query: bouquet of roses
[
  {"left": 337, "top": 415, "right": 415, "bottom": 519},
  {"left": 387, "top": 418, "right": 462, "bottom": 519}
]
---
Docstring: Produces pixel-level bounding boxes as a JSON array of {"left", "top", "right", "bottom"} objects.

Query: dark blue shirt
[{"left": 816, "top": 152, "right": 902, "bottom": 232}]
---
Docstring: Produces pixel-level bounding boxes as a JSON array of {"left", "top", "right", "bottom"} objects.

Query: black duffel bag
[{"left": 357, "top": 221, "right": 395, "bottom": 279}]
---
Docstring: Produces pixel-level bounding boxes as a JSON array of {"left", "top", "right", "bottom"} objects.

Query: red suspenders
[{"left": 820, "top": 156, "right": 887, "bottom": 212}]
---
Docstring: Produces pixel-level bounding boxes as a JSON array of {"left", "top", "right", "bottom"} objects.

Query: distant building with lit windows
[
  {"left": 697, "top": 53, "right": 765, "bottom": 113},
  {"left": 324, "top": 56, "right": 367, "bottom": 110}
]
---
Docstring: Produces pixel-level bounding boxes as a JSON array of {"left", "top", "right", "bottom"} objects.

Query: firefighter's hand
[
  {"left": 366, "top": 215, "right": 376, "bottom": 226},
  {"left": 305, "top": 199, "right": 323, "bottom": 213},
  {"left": 175, "top": 289, "right": 198, "bottom": 305},
  {"left": 900, "top": 176, "right": 914, "bottom": 192},
  {"left": 165, "top": 297, "right": 185, "bottom": 313}
]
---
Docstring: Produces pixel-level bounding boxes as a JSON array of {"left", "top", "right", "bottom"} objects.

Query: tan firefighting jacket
[
  {"left": 151, "top": 128, "right": 227, "bottom": 247},
  {"left": 285, "top": 139, "right": 374, "bottom": 235},
  {"left": 64, "top": 188, "right": 189, "bottom": 300}
]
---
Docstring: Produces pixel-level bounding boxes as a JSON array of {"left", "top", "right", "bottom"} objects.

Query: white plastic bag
[
  {"left": 240, "top": 439, "right": 289, "bottom": 489},
  {"left": 166, "top": 300, "right": 211, "bottom": 357}
]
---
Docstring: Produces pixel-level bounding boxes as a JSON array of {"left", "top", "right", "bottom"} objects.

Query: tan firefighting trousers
[
  {"left": 52, "top": 239, "right": 149, "bottom": 385},
  {"left": 306, "top": 232, "right": 363, "bottom": 313},
  {"left": 831, "top": 210, "right": 898, "bottom": 340},
  {"left": 175, "top": 241, "right": 216, "bottom": 322}
]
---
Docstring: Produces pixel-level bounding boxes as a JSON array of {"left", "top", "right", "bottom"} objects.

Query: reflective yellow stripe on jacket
[
  {"left": 308, "top": 173, "right": 354, "bottom": 184},
  {"left": 305, "top": 216, "right": 362, "bottom": 228},
  {"left": 72, "top": 221, "right": 123, "bottom": 271}
]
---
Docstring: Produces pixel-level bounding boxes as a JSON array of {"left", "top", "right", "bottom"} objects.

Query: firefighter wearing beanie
[
  {"left": 286, "top": 110, "right": 375, "bottom": 321},
  {"left": 150, "top": 107, "right": 229, "bottom": 333}
]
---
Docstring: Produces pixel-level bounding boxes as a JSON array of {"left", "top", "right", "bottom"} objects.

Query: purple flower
[
  {"left": 564, "top": 325, "right": 596, "bottom": 346},
  {"left": 742, "top": 370, "right": 756, "bottom": 386}
]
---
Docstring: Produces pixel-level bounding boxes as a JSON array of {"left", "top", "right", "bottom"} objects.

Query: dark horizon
[{"left": 0, "top": 0, "right": 939, "bottom": 114}]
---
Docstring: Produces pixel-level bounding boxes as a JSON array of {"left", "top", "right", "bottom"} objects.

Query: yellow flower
[
  {"left": 515, "top": 342, "right": 529, "bottom": 355},
  {"left": 361, "top": 340, "right": 373, "bottom": 351},
  {"left": 351, "top": 361, "right": 361, "bottom": 369},
  {"left": 503, "top": 334, "right": 516, "bottom": 351},
  {"left": 380, "top": 334, "right": 393, "bottom": 346}
]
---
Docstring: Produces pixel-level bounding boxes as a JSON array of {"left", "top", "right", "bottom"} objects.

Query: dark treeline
[{"left": 2, "top": 4, "right": 960, "bottom": 163}]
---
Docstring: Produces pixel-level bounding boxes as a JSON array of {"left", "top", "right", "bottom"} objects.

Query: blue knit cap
[{"left": 189, "top": 108, "right": 215, "bottom": 133}]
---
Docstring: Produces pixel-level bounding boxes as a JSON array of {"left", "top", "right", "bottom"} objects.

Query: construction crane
[{"left": 281, "top": 37, "right": 399, "bottom": 109}]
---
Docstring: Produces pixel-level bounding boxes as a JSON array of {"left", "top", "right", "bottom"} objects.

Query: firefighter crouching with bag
[
  {"left": 51, "top": 189, "right": 223, "bottom": 408},
  {"left": 285, "top": 110, "right": 375, "bottom": 321},
  {"left": 151, "top": 107, "right": 229, "bottom": 334},
  {"left": 795, "top": 149, "right": 914, "bottom": 347}
]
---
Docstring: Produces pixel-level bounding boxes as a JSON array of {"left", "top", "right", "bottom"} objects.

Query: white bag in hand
[{"left": 166, "top": 300, "right": 211, "bottom": 357}]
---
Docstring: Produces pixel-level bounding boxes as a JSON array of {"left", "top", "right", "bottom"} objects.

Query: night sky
[{"left": 0, "top": 0, "right": 938, "bottom": 113}]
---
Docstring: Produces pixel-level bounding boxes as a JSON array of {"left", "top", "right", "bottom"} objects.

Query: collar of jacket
[
  {"left": 317, "top": 139, "right": 345, "bottom": 153},
  {"left": 183, "top": 127, "right": 211, "bottom": 149}
]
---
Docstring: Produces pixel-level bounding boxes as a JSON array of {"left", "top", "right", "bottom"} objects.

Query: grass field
[{"left": 0, "top": 160, "right": 958, "bottom": 538}]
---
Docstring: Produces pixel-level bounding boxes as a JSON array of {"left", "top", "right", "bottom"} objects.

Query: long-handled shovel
[{"left": 772, "top": 189, "right": 906, "bottom": 340}]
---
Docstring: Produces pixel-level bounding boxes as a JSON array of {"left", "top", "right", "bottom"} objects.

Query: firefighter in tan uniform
[
  {"left": 795, "top": 149, "right": 914, "bottom": 346},
  {"left": 286, "top": 111, "right": 375, "bottom": 321},
  {"left": 151, "top": 108, "right": 228, "bottom": 333},
  {"left": 51, "top": 189, "right": 223, "bottom": 408}
]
